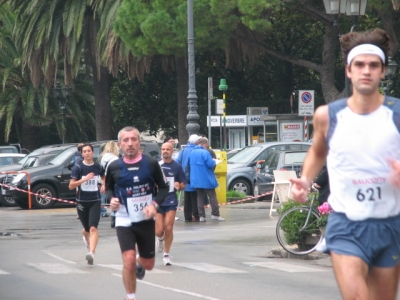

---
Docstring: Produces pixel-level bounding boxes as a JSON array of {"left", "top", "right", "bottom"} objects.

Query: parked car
[
  {"left": 21, "top": 153, "right": 58, "bottom": 169},
  {"left": 226, "top": 142, "right": 311, "bottom": 195},
  {"left": 0, "top": 145, "right": 19, "bottom": 153},
  {"left": 0, "top": 144, "right": 74, "bottom": 207},
  {"left": 0, "top": 153, "right": 26, "bottom": 166},
  {"left": 253, "top": 150, "right": 308, "bottom": 199},
  {"left": 8, "top": 140, "right": 161, "bottom": 209},
  {"left": 227, "top": 148, "right": 243, "bottom": 159}
]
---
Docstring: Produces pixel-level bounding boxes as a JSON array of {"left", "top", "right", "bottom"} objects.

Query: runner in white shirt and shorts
[{"left": 290, "top": 28, "right": 400, "bottom": 300}]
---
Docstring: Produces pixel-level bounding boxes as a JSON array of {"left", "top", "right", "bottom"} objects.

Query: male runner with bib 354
[
  {"left": 107, "top": 127, "right": 168, "bottom": 300},
  {"left": 290, "top": 29, "right": 400, "bottom": 300}
]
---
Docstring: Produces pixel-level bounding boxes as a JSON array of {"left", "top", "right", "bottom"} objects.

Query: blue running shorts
[
  {"left": 326, "top": 212, "right": 400, "bottom": 267},
  {"left": 158, "top": 205, "right": 177, "bottom": 215}
]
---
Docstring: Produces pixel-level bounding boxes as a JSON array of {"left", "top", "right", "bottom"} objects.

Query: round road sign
[{"left": 301, "top": 92, "right": 312, "bottom": 103}]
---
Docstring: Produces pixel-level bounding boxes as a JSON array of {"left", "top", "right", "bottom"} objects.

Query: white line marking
[
  {"left": 98, "top": 264, "right": 171, "bottom": 274},
  {"left": 173, "top": 263, "right": 247, "bottom": 273},
  {"left": 27, "top": 263, "right": 87, "bottom": 274},
  {"left": 243, "top": 261, "right": 329, "bottom": 273},
  {"left": 43, "top": 250, "right": 76, "bottom": 264},
  {"left": 112, "top": 274, "right": 221, "bottom": 299},
  {"left": 0, "top": 269, "right": 10, "bottom": 275}
]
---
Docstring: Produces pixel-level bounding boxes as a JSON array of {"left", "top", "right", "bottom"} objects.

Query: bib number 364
[{"left": 356, "top": 187, "right": 381, "bottom": 201}]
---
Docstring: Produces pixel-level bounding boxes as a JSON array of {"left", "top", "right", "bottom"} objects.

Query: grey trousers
[{"left": 196, "top": 188, "right": 220, "bottom": 218}]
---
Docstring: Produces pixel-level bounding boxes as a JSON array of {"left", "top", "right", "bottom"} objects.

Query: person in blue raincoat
[
  {"left": 189, "top": 137, "right": 224, "bottom": 222},
  {"left": 176, "top": 134, "right": 200, "bottom": 222}
]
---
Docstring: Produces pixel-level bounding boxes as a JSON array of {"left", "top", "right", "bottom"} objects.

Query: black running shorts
[
  {"left": 116, "top": 220, "right": 155, "bottom": 258},
  {"left": 77, "top": 201, "right": 101, "bottom": 232}
]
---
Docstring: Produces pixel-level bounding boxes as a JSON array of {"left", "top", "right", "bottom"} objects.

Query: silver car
[{"left": 227, "top": 142, "right": 311, "bottom": 195}]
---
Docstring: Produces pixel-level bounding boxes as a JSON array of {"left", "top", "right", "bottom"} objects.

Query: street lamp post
[
  {"left": 218, "top": 79, "right": 228, "bottom": 151},
  {"left": 53, "top": 83, "right": 72, "bottom": 144},
  {"left": 382, "top": 56, "right": 398, "bottom": 95},
  {"left": 186, "top": 0, "right": 200, "bottom": 136},
  {"left": 322, "top": 0, "right": 368, "bottom": 97}
]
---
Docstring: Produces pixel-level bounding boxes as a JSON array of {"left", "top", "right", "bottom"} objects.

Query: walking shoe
[
  {"left": 163, "top": 255, "right": 172, "bottom": 266},
  {"left": 175, "top": 216, "right": 179, "bottom": 221},
  {"left": 211, "top": 215, "right": 225, "bottom": 221},
  {"left": 156, "top": 237, "right": 164, "bottom": 253},
  {"left": 82, "top": 236, "right": 90, "bottom": 251},
  {"left": 101, "top": 213, "right": 110, "bottom": 217},
  {"left": 199, "top": 217, "right": 206, "bottom": 222},
  {"left": 136, "top": 262, "right": 145, "bottom": 280},
  {"left": 86, "top": 253, "right": 94, "bottom": 265},
  {"left": 111, "top": 216, "right": 116, "bottom": 228}
]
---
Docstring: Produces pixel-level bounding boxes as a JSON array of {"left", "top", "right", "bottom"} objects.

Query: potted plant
[{"left": 277, "top": 199, "right": 321, "bottom": 251}]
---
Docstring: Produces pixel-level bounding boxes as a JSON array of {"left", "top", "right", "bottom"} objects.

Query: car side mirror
[{"left": 67, "top": 161, "right": 74, "bottom": 170}]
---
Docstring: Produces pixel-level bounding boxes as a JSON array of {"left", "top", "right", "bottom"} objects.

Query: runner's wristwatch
[{"left": 152, "top": 201, "right": 159, "bottom": 212}]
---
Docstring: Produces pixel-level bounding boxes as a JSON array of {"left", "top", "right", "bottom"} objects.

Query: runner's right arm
[{"left": 290, "top": 105, "right": 329, "bottom": 203}]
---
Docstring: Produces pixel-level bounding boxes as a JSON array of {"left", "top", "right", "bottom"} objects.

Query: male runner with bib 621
[{"left": 290, "top": 29, "right": 400, "bottom": 300}]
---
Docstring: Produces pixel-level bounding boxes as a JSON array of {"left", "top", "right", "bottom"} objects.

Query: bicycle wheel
[{"left": 276, "top": 206, "right": 323, "bottom": 255}]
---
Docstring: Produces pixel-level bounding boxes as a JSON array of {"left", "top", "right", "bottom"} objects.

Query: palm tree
[
  {"left": 1, "top": 0, "right": 114, "bottom": 140},
  {"left": 0, "top": 5, "right": 96, "bottom": 149}
]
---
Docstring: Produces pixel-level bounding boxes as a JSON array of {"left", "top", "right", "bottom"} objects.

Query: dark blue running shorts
[
  {"left": 326, "top": 212, "right": 400, "bottom": 267},
  {"left": 157, "top": 205, "right": 177, "bottom": 215}
]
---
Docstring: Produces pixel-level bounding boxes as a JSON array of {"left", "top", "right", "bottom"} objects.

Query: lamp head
[{"left": 218, "top": 78, "right": 228, "bottom": 91}]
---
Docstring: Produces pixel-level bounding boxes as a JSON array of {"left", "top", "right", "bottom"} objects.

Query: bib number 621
[{"left": 356, "top": 187, "right": 381, "bottom": 201}]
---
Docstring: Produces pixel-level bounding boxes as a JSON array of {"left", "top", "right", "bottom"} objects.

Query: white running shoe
[
  {"left": 211, "top": 215, "right": 225, "bottom": 221},
  {"left": 175, "top": 217, "right": 179, "bottom": 221},
  {"left": 156, "top": 237, "right": 164, "bottom": 253},
  {"left": 163, "top": 256, "right": 172, "bottom": 266},
  {"left": 86, "top": 253, "right": 94, "bottom": 265},
  {"left": 82, "top": 236, "right": 90, "bottom": 251},
  {"left": 199, "top": 217, "right": 206, "bottom": 222}
]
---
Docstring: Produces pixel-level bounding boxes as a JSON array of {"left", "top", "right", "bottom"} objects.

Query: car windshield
[
  {"left": 284, "top": 152, "right": 307, "bottom": 165},
  {"left": 228, "top": 146, "right": 262, "bottom": 164},
  {"left": 16, "top": 149, "right": 45, "bottom": 165},
  {"left": 48, "top": 147, "right": 75, "bottom": 165}
]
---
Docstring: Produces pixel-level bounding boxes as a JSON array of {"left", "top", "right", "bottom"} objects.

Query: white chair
[{"left": 269, "top": 170, "right": 297, "bottom": 217}]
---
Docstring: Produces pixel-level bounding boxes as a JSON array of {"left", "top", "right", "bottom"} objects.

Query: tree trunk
[
  {"left": 92, "top": 67, "right": 113, "bottom": 140},
  {"left": 320, "top": 23, "right": 342, "bottom": 103},
  {"left": 21, "top": 120, "right": 40, "bottom": 152},
  {"left": 175, "top": 56, "right": 189, "bottom": 145},
  {"left": 86, "top": 11, "right": 113, "bottom": 141}
]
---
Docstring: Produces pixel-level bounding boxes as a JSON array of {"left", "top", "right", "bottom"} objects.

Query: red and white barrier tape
[{"left": 0, "top": 182, "right": 288, "bottom": 209}]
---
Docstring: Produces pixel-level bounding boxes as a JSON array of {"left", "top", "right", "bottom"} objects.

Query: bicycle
[{"left": 275, "top": 185, "right": 324, "bottom": 255}]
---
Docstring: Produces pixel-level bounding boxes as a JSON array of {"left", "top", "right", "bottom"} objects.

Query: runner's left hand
[{"left": 388, "top": 159, "right": 400, "bottom": 187}]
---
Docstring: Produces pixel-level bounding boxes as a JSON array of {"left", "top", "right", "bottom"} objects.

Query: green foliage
[
  {"left": 110, "top": 56, "right": 178, "bottom": 135},
  {"left": 114, "top": 0, "right": 286, "bottom": 58},
  {"left": 277, "top": 199, "right": 320, "bottom": 247},
  {"left": 226, "top": 190, "right": 247, "bottom": 198}
]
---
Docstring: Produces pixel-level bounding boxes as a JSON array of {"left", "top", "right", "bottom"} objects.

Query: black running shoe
[{"left": 136, "top": 263, "right": 145, "bottom": 280}]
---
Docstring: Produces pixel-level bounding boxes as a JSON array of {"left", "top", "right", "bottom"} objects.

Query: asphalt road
[{"left": 0, "top": 201, "right": 392, "bottom": 300}]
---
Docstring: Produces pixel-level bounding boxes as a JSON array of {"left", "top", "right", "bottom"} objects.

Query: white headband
[{"left": 347, "top": 44, "right": 385, "bottom": 65}]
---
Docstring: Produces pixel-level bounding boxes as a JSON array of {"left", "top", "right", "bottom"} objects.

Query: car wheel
[
  {"left": 230, "top": 179, "right": 252, "bottom": 196},
  {"left": 253, "top": 183, "right": 265, "bottom": 201},
  {"left": 0, "top": 196, "right": 16, "bottom": 207},
  {"left": 14, "top": 198, "right": 29, "bottom": 209},
  {"left": 32, "top": 184, "right": 56, "bottom": 209}
]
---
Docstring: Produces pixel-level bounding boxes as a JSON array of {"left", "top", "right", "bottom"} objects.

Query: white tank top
[{"left": 327, "top": 97, "right": 400, "bottom": 220}]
